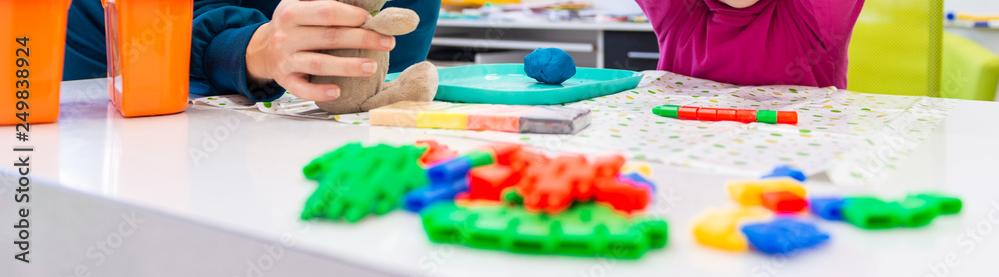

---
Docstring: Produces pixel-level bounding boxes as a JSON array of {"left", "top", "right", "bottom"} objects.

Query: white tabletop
[{"left": 3, "top": 78, "right": 999, "bottom": 276}]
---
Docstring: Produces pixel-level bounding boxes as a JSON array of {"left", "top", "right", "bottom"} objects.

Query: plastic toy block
[
  {"left": 415, "top": 140, "right": 459, "bottom": 166},
  {"left": 485, "top": 143, "right": 524, "bottom": 166},
  {"left": 621, "top": 162, "right": 652, "bottom": 178},
  {"left": 740, "top": 218, "right": 829, "bottom": 255},
  {"left": 301, "top": 143, "right": 428, "bottom": 223},
  {"left": 841, "top": 197, "right": 901, "bottom": 229},
  {"left": 727, "top": 179, "right": 806, "bottom": 206},
  {"left": 736, "top": 109, "right": 757, "bottom": 123},
  {"left": 762, "top": 165, "right": 807, "bottom": 182},
  {"left": 593, "top": 178, "right": 652, "bottom": 214},
  {"left": 716, "top": 109, "right": 738, "bottom": 121},
  {"left": 501, "top": 187, "right": 524, "bottom": 205},
  {"left": 592, "top": 154, "right": 626, "bottom": 179},
  {"left": 809, "top": 197, "right": 846, "bottom": 220},
  {"left": 466, "top": 164, "right": 521, "bottom": 201},
  {"left": 652, "top": 105, "right": 680, "bottom": 118},
  {"left": 517, "top": 155, "right": 590, "bottom": 214},
  {"left": 427, "top": 157, "right": 472, "bottom": 184},
  {"left": 776, "top": 111, "right": 798, "bottom": 124},
  {"left": 907, "top": 193, "right": 963, "bottom": 215},
  {"left": 404, "top": 178, "right": 469, "bottom": 212},
  {"left": 416, "top": 111, "right": 468, "bottom": 129},
  {"left": 464, "top": 150, "right": 496, "bottom": 167},
  {"left": 756, "top": 110, "right": 778, "bottom": 124},
  {"left": 761, "top": 191, "right": 808, "bottom": 214},
  {"left": 891, "top": 197, "right": 940, "bottom": 227},
  {"left": 692, "top": 207, "right": 773, "bottom": 252},
  {"left": 302, "top": 142, "right": 365, "bottom": 181},
  {"left": 420, "top": 202, "right": 668, "bottom": 259},
  {"left": 621, "top": 172, "right": 657, "bottom": 192},
  {"left": 506, "top": 148, "right": 549, "bottom": 174},
  {"left": 678, "top": 106, "right": 699, "bottom": 120},
  {"left": 696, "top": 108, "right": 719, "bottom": 121}
]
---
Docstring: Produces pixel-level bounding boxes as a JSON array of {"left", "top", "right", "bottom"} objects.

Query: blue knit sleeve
[{"left": 190, "top": 2, "right": 284, "bottom": 102}]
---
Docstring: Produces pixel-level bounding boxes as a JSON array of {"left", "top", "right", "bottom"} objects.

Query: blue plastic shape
[
  {"left": 741, "top": 218, "right": 830, "bottom": 255},
  {"left": 404, "top": 178, "right": 469, "bottom": 213},
  {"left": 621, "top": 172, "right": 656, "bottom": 192},
  {"left": 762, "top": 165, "right": 807, "bottom": 182},
  {"left": 427, "top": 157, "right": 471, "bottom": 184},
  {"left": 809, "top": 197, "right": 847, "bottom": 221}
]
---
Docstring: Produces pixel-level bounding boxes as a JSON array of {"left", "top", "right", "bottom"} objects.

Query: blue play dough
[{"left": 524, "top": 48, "right": 577, "bottom": 85}]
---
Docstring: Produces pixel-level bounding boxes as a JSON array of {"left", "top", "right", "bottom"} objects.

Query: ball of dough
[{"left": 523, "top": 48, "right": 577, "bottom": 85}]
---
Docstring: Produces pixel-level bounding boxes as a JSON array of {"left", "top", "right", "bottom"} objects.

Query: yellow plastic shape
[
  {"left": 727, "top": 179, "right": 806, "bottom": 206},
  {"left": 691, "top": 207, "right": 772, "bottom": 252}
]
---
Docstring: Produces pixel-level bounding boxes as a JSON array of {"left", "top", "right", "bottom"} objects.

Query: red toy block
[
  {"left": 777, "top": 111, "right": 798, "bottom": 125},
  {"left": 736, "top": 109, "right": 757, "bottom": 123},
  {"left": 716, "top": 109, "right": 737, "bottom": 121},
  {"left": 467, "top": 164, "right": 521, "bottom": 201},
  {"left": 678, "top": 106, "right": 699, "bottom": 120},
  {"left": 508, "top": 149, "right": 549, "bottom": 173},
  {"left": 696, "top": 108, "right": 719, "bottom": 121},
  {"left": 592, "top": 154, "right": 626, "bottom": 179},
  {"left": 416, "top": 140, "right": 459, "bottom": 166},
  {"left": 486, "top": 143, "right": 523, "bottom": 166},
  {"left": 761, "top": 191, "right": 808, "bottom": 213},
  {"left": 518, "top": 155, "right": 586, "bottom": 214},
  {"left": 593, "top": 178, "right": 651, "bottom": 214}
]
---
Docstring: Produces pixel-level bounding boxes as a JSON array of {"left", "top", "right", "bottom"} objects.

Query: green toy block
[
  {"left": 419, "top": 202, "right": 668, "bottom": 259},
  {"left": 465, "top": 150, "right": 496, "bottom": 167},
  {"left": 756, "top": 110, "right": 778, "bottom": 124},
  {"left": 908, "top": 193, "right": 963, "bottom": 215},
  {"left": 502, "top": 189, "right": 524, "bottom": 205},
  {"left": 300, "top": 143, "right": 429, "bottom": 223},
  {"left": 842, "top": 197, "right": 901, "bottom": 229},
  {"left": 892, "top": 198, "right": 940, "bottom": 227},
  {"left": 652, "top": 105, "right": 680, "bottom": 118}
]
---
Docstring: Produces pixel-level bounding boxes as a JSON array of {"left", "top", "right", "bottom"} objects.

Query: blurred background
[{"left": 429, "top": 0, "right": 999, "bottom": 101}]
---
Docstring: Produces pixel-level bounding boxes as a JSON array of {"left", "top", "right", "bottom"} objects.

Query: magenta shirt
[{"left": 636, "top": 0, "right": 865, "bottom": 89}]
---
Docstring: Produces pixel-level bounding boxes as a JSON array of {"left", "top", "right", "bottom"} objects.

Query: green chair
[
  {"left": 847, "top": 0, "right": 944, "bottom": 97},
  {"left": 848, "top": 0, "right": 999, "bottom": 100},
  {"left": 941, "top": 32, "right": 999, "bottom": 101}
]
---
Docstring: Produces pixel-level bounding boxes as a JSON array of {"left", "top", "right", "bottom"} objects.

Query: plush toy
[{"left": 311, "top": 0, "right": 439, "bottom": 114}]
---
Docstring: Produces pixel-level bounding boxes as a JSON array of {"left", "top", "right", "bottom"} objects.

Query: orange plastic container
[
  {"left": 0, "top": 0, "right": 72, "bottom": 125},
  {"left": 103, "top": 0, "right": 192, "bottom": 117}
]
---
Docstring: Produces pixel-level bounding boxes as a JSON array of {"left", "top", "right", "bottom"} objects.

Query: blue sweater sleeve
[
  {"left": 385, "top": 0, "right": 441, "bottom": 73},
  {"left": 190, "top": 1, "right": 284, "bottom": 102}
]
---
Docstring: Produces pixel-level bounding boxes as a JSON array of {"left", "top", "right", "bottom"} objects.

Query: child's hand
[{"left": 245, "top": 0, "right": 397, "bottom": 101}]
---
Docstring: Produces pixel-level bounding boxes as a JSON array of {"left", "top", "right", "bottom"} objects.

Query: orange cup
[
  {"left": 103, "top": 0, "right": 192, "bottom": 117},
  {"left": 0, "top": 0, "right": 72, "bottom": 125}
]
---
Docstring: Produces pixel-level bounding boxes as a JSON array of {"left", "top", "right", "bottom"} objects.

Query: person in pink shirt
[{"left": 636, "top": 0, "right": 866, "bottom": 89}]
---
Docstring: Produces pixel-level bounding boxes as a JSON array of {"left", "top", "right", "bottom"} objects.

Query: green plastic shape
[
  {"left": 300, "top": 142, "right": 429, "bottom": 223},
  {"left": 842, "top": 197, "right": 901, "bottom": 230},
  {"left": 465, "top": 150, "right": 495, "bottom": 167},
  {"left": 892, "top": 198, "right": 940, "bottom": 227},
  {"left": 420, "top": 203, "right": 668, "bottom": 259},
  {"left": 387, "top": 64, "right": 642, "bottom": 105},
  {"left": 652, "top": 105, "right": 680, "bottom": 118},
  {"left": 756, "top": 110, "right": 778, "bottom": 124},
  {"left": 908, "top": 193, "right": 963, "bottom": 215}
]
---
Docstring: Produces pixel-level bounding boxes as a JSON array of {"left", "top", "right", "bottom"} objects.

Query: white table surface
[{"left": 4, "top": 78, "right": 999, "bottom": 277}]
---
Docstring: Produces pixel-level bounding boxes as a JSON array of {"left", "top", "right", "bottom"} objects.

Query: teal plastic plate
[{"left": 387, "top": 64, "right": 642, "bottom": 105}]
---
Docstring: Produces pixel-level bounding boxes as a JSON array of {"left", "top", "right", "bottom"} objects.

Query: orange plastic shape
[
  {"left": 1, "top": 0, "right": 73, "bottom": 125},
  {"left": 103, "top": 0, "right": 192, "bottom": 117}
]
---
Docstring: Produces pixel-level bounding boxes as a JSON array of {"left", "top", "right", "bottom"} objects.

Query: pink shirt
[{"left": 636, "top": 0, "right": 865, "bottom": 89}]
